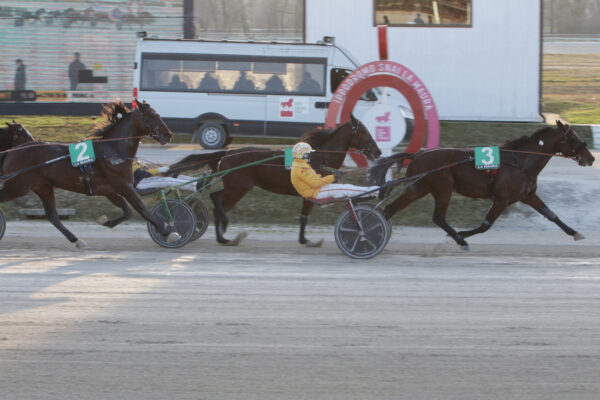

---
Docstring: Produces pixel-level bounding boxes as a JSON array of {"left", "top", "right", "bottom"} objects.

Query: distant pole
[{"left": 183, "top": 0, "right": 195, "bottom": 39}]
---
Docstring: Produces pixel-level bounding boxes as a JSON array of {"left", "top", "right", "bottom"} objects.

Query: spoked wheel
[
  {"left": 334, "top": 204, "right": 390, "bottom": 259},
  {"left": 361, "top": 203, "right": 392, "bottom": 245},
  {"left": 147, "top": 200, "right": 196, "bottom": 248},
  {"left": 0, "top": 209, "right": 5, "bottom": 240},
  {"left": 187, "top": 198, "right": 210, "bottom": 241}
]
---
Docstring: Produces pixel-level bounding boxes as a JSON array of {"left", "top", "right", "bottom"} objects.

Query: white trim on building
[{"left": 305, "top": 0, "right": 542, "bottom": 122}]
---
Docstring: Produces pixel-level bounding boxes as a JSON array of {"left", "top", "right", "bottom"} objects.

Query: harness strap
[{"left": 79, "top": 164, "right": 94, "bottom": 196}]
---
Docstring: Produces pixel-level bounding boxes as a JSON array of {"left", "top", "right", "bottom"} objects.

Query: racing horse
[
  {"left": 0, "top": 100, "right": 178, "bottom": 247},
  {"left": 0, "top": 121, "right": 36, "bottom": 152},
  {"left": 369, "top": 121, "right": 595, "bottom": 250},
  {"left": 0, "top": 121, "right": 36, "bottom": 173},
  {"left": 167, "top": 114, "right": 382, "bottom": 246}
]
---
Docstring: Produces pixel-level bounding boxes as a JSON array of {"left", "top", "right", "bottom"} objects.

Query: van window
[{"left": 140, "top": 53, "right": 327, "bottom": 96}]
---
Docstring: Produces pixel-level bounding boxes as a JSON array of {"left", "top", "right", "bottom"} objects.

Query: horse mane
[
  {"left": 89, "top": 100, "right": 131, "bottom": 138},
  {"left": 501, "top": 126, "right": 555, "bottom": 149},
  {"left": 300, "top": 123, "right": 346, "bottom": 148}
]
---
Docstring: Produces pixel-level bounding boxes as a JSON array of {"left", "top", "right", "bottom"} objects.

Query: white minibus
[{"left": 133, "top": 38, "right": 412, "bottom": 148}]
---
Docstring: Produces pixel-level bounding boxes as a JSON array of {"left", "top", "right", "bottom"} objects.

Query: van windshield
[{"left": 141, "top": 53, "right": 326, "bottom": 96}]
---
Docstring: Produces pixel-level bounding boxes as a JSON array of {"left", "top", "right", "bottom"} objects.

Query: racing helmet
[{"left": 292, "top": 142, "right": 314, "bottom": 159}]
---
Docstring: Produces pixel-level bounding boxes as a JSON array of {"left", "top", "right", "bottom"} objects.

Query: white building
[{"left": 305, "top": 0, "right": 542, "bottom": 122}]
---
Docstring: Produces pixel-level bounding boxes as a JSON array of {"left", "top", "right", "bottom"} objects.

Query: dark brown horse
[
  {"left": 0, "top": 100, "right": 178, "bottom": 247},
  {"left": 369, "top": 121, "right": 595, "bottom": 250},
  {"left": 167, "top": 115, "right": 382, "bottom": 246},
  {"left": 0, "top": 121, "right": 36, "bottom": 151},
  {"left": 0, "top": 122, "right": 37, "bottom": 177}
]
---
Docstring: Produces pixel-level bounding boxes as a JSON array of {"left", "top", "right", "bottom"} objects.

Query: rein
[{"left": 0, "top": 154, "right": 69, "bottom": 183}]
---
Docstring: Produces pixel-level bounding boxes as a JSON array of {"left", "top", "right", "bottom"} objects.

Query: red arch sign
[{"left": 325, "top": 60, "right": 440, "bottom": 154}]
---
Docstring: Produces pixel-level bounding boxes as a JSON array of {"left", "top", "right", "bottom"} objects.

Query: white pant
[
  {"left": 315, "top": 183, "right": 379, "bottom": 200},
  {"left": 136, "top": 175, "right": 197, "bottom": 192}
]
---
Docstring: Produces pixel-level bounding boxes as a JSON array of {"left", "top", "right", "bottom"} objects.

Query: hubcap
[{"left": 202, "top": 127, "right": 220, "bottom": 145}]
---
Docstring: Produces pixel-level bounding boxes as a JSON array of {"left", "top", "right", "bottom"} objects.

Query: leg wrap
[{"left": 541, "top": 206, "right": 557, "bottom": 221}]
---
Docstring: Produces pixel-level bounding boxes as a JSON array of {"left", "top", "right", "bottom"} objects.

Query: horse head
[
  {"left": 348, "top": 114, "right": 382, "bottom": 161},
  {"left": 133, "top": 99, "right": 173, "bottom": 145},
  {"left": 556, "top": 120, "right": 594, "bottom": 166},
  {"left": 2, "top": 121, "right": 35, "bottom": 149}
]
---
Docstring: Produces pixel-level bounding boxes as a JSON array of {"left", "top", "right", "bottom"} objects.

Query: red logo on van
[{"left": 280, "top": 98, "right": 294, "bottom": 118}]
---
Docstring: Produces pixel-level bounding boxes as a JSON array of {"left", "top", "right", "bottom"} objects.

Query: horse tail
[
  {"left": 166, "top": 150, "right": 228, "bottom": 177},
  {"left": 367, "top": 152, "right": 416, "bottom": 185}
]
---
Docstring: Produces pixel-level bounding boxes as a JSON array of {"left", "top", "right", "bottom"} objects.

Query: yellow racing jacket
[{"left": 290, "top": 159, "right": 335, "bottom": 198}]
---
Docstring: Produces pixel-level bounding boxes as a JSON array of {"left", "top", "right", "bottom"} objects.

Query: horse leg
[
  {"left": 210, "top": 190, "right": 229, "bottom": 242},
  {"left": 430, "top": 191, "right": 470, "bottom": 250},
  {"left": 32, "top": 185, "right": 86, "bottom": 248},
  {"left": 96, "top": 193, "right": 132, "bottom": 228},
  {"left": 521, "top": 193, "right": 584, "bottom": 240},
  {"left": 459, "top": 198, "right": 510, "bottom": 238},
  {"left": 118, "top": 186, "right": 181, "bottom": 242},
  {"left": 299, "top": 200, "right": 322, "bottom": 247},
  {"left": 382, "top": 186, "right": 428, "bottom": 220},
  {"left": 209, "top": 188, "right": 249, "bottom": 246}
]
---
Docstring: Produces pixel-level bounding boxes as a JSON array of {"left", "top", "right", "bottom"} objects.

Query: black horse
[
  {"left": 369, "top": 121, "right": 595, "bottom": 250},
  {"left": 0, "top": 100, "right": 179, "bottom": 247}
]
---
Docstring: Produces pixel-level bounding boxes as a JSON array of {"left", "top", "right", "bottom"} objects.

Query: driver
[
  {"left": 133, "top": 160, "right": 198, "bottom": 192},
  {"left": 290, "top": 142, "right": 379, "bottom": 200}
]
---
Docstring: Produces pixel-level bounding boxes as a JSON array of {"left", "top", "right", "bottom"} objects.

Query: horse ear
[
  {"left": 556, "top": 120, "right": 564, "bottom": 130},
  {"left": 350, "top": 113, "right": 358, "bottom": 126},
  {"left": 5, "top": 122, "right": 10, "bottom": 128}
]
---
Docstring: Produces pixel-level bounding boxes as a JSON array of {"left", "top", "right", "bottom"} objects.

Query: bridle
[
  {"left": 9, "top": 124, "right": 34, "bottom": 146},
  {"left": 136, "top": 106, "right": 170, "bottom": 144},
  {"left": 350, "top": 118, "right": 377, "bottom": 157},
  {"left": 559, "top": 126, "right": 587, "bottom": 159}
]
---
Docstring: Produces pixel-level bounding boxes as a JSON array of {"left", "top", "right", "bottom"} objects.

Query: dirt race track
[{"left": 1, "top": 221, "right": 600, "bottom": 400}]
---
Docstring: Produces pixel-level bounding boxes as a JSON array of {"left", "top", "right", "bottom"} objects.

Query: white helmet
[{"left": 292, "top": 142, "right": 314, "bottom": 159}]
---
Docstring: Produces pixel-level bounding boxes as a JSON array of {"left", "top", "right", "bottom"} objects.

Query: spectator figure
[
  {"left": 413, "top": 13, "right": 425, "bottom": 24},
  {"left": 168, "top": 75, "right": 187, "bottom": 90},
  {"left": 233, "top": 71, "right": 255, "bottom": 92},
  {"left": 14, "top": 59, "right": 26, "bottom": 90},
  {"left": 264, "top": 74, "right": 285, "bottom": 93},
  {"left": 69, "top": 52, "right": 86, "bottom": 90},
  {"left": 297, "top": 71, "right": 321, "bottom": 94},
  {"left": 198, "top": 72, "right": 221, "bottom": 91}
]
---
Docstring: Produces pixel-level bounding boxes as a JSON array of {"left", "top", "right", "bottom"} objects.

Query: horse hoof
[
  {"left": 224, "top": 232, "right": 247, "bottom": 246},
  {"left": 574, "top": 232, "right": 585, "bottom": 241},
  {"left": 166, "top": 232, "right": 181, "bottom": 243},
  {"left": 305, "top": 238, "right": 324, "bottom": 248},
  {"left": 460, "top": 244, "right": 470, "bottom": 251},
  {"left": 96, "top": 215, "right": 108, "bottom": 225},
  {"left": 75, "top": 239, "right": 87, "bottom": 248}
]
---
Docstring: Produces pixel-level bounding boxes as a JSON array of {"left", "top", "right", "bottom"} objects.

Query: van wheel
[{"left": 197, "top": 122, "right": 227, "bottom": 149}]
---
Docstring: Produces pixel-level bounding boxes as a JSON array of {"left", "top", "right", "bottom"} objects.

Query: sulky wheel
[
  {"left": 147, "top": 199, "right": 196, "bottom": 248},
  {"left": 0, "top": 208, "right": 5, "bottom": 240},
  {"left": 186, "top": 198, "right": 210, "bottom": 241},
  {"left": 360, "top": 203, "right": 392, "bottom": 245},
  {"left": 334, "top": 204, "right": 390, "bottom": 259}
]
